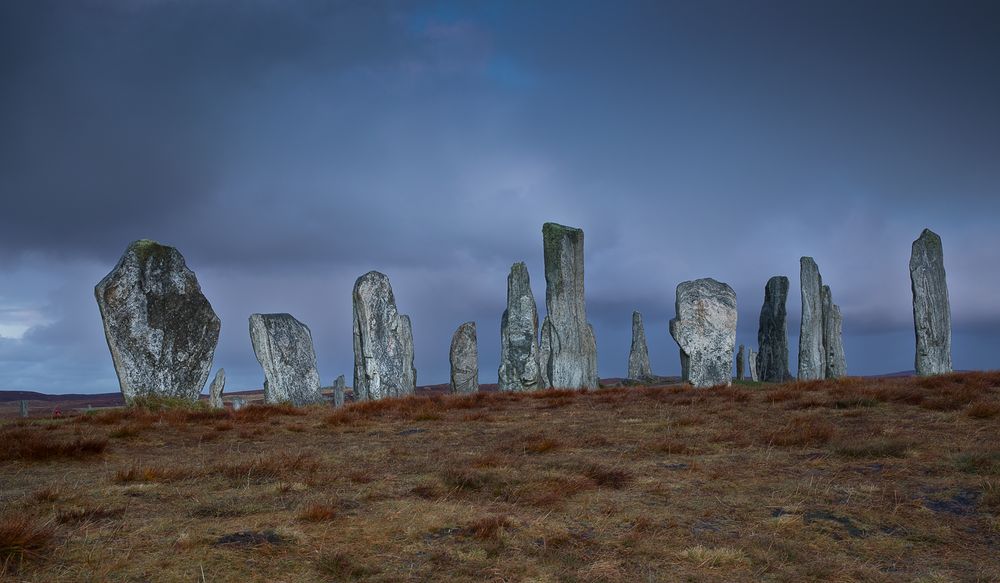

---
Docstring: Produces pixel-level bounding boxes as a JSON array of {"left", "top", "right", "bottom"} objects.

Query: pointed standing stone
[
  {"left": 627, "top": 311, "right": 653, "bottom": 380},
  {"left": 249, "top": 313, "right": 324, "bottom": 406},
  {"left": 332, "top": 375, "right": 346, "bottom": 408},
  {"left": 757, "top": 276, "right": 792, "bottom": 382},
  {"left": 736, "top": 345, "right": 746, "bottom": 380},
  {"left": 910, "top": 229, "right": 952, "bottom": 376},
  {"left": 821, "top": 286, "right": 848, "bottom": 378},
  {"left": 669, "top": 278, "right": 738, "bottom": 388},
  {"left": 798, "top": 258, "right": 825, "bottom": 380},
  {"left": 748, "top": 348, "right": 759, "bottom": 382},
  {"left": 352, "top": 271, "right": 417, "bottom": 400},
  {"left": 95, "top": 240, "right": 221, "bottom": 404},
  {"left": 208, "top": 369, "right": 225, "bottom": 409},
  {"left": 538, "top": 223, "right": 599, "bottom": 389},
  {"left": 449, "top": 322, "right": 479, "bottom": 394},
  {"left": 498, "top": 262, "right": 542, "bottom": 391}
]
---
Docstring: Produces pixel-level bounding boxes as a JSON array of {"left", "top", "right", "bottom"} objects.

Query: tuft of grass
[
  {"left": 833, "top": 437, "right": 910, "bottom": 458},
  {"left": 583, "top": 465, "right": 631, "bottom": 489},
  {"left": 966, "top": 401, "right": 1000, "bottom": 419},
  {"left": 466, "top": 514, "right": 513, "bottom": 541},
  {"left": 767, "top": 414, "right": 835, "bottom": 447},
  {"left": 678, "top": 545, "right": 747, "bottom": 568},
  {"left": 298, "top": 503, "right": 337, "bottom": 522},
  {"left": 0, "top": 515, "right": 54, "bottom": 573},
  {"left": 316, "top": 550, "right": 378, "bottom": 580},
  {"left": 955, "top": 452, "right": 1000, "bottom": 475},
  {"left": 114, "top": 464, "right": 196, "bottom": 484},
  {"left": 0, "top": 429, "right": 108, "bottom": 462},
  {"left": 216, "top": 452, "right": 320, "bottom": 485},
  {"left": 56, "top": 506, "right": 124, "bottom": 524}
]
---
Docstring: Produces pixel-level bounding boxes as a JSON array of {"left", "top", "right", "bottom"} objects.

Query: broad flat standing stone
[
  {"left": 798, "top": 258, "right": 825, "bottom": 380},
  {"left": 249, "top": 313, "right": 324, "bottom": 406},
  {"left": 352, "top": 271, "right": 417, "bottom": 400},
  {"left": 208, "top": 368, "right": 225, "bottom": 409},
  {"left": 748, "top": 348, "right": 759, "bottom": 382},
  {"left": 538, "top": 223, "right": 599, "bottom": 389},
  {"left": 821, "top": 286, "right": 847, "bottom": 378},
  {"left": 736, "top": 344, "right": 746, "bottom": 381},
  {"left": 498, "top": 262, "right": 542, "bottom": 391},
  {"left": 332, "top": 375, "right": 346, "bottom": 408},
  {"left": 627, "top": 311, "right": 653, "bottom": 380},
  {"left": 95, "top": 240, "right": 220, "bottom": 404},
  {"left": 449, "top": 322, "right": 479, "bottom": 394},
  {"left": 756, "top": 276, "right": 792, "bottom": 382},
  {"left": 910, "top": 229, "right": 952, "bottom": 375},
  {"left": 669, "top": 278, "right": 738, "bottom": 388}
]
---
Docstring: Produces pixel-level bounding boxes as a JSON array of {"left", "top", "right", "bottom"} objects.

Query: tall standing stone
[
  {"left": 757, "top": 276, "right": 792, "bottom": 383},
  {"left": 208, "top": 368, "right": 225, "bottom": 409},
  {"left": 627, "top": 311, "right": 653, "bottom": 380},
  {"left": 821, "top": 286, "right": 848, "bottom": 379},
  {"left": 538, "top": 223, "right": 599, "bottom": 389},
  {"left": 95, "top": 240, "right": 220, "bottom": 404},
  {"left": 748, "top": 348, "right": 759, "bottom": 382},
  {"left": 352, "top": 271, "right": 417, "bottom": 400},
  {"left": 332, "top": 375, "right": 346, "bottom": 408},
  {"left": 798, "top": 258, "right": 825, "bottom": 380},
  {"left": 736, "top": 345, "right": 746, "bottom": 381},
  {"left": 669, "top": 278, "right": 738, "bottom": 388},
  {"left": 18, "top": 400, "right": 28, "bottom": 418},
  {"left": 449, "top": 322, "right": 479, "bottom": 394},
  {"left": 910, "top": 228, "right": 952, "bottom": 375},
  {"left": 498, "top": 262, "right": 542, "bottom": 391},
  {"left": 249, "top": 313, "right": 324, "bottom": 406}
]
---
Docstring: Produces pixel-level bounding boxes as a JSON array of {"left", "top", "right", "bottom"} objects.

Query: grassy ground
[{"left": 0, "top": 372, "right": 998, "bottom": 582}]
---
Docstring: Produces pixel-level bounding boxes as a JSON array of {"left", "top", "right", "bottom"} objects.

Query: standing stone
[
  {"left": 757, "top": 276, "right": 792, "bottom": 382},
  {"left": 332, "top": 375, "right": 346, "bottom": 408},
  {"left": 208, "top": 368, "right": 226, "bottom": 409},
  {"left": 798, "top": 258, "right": 825, "bottom": 380},
  {"left": 910, "top": 229, "right": 952, "bottom": 376},
  {"left": 538, "top": 223, "right": 599, "bottom": 389},
  {"left": 449, "top": 322, "right": 479, "bottom": 394},
  {"left": 669, "top": 278, "right": 738, "bottom": 388},
  {"left": 736, "top": 345, "right": 746, "bottom": 381},
  {"left": 748, "top": 348, "right": 759, "bottom": 382},
  {"left": 18, "top": 400, "right": 28, "bottom": 418},
  {"left": 231, "top": 397, "right": 246, "bottom": 411},
  {"left": 249, "top": 313, "right": 324, "bottom": 406},
  {"left": 95, "top": 240, "right": 221, "bottom": 404},
  {"left": 498, "top": 262, "right": 542, "bottom": 391},
  {"left": 821, "top": 286, "right": 848, "bottom": 379},
  {"left": 352, "top": 271, "right": 417, "bottom": 400},
  {"left": 627, "top": 311, "right": 653, "bottom": 381}
]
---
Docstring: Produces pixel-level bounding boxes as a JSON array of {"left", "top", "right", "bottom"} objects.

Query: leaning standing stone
[
  {"left": 756, "top": 276, "right": 792, "bottom": 382},
  {"left": 208, "top": 369, "right": 226, "bottom": 409},
  {"left": 332, "top": 375, "right": 346, "bottom": 408},
  {"left": 821, "top": 286, "right": 848, "bottom": 378},
  {"left": 498, "top": 262, "right": 542, "bottom": 391},
  {"left": 538, "top": 223, "right": 599, "bottom": 389},
  {"left": 249, "top": 313, "right": 324, "bottom": 406},
  {"left": 627, "top": 311, "right": 653, "bottom": 381},
  {"left": 910, "top": 229, "right": 952, "bottom": 376},
  {"left": 95, "top": 240, "right": 221, "bottom": 404},
  {"left": 797, "top": 258, "right": 825, "bottom": 380},
  {"left": 352, "top": 271, "right": 417, "bottom": 400},
  {"left": 669, "top": 278, "right": 738, "bottom": 388},
  {"left": 449, "top": 322, "right": 479, "bottom": 394}
]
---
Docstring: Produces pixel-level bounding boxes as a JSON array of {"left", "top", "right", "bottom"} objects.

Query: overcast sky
[{"left": 1, "top": 0, "right": 998, "bottom": 394}]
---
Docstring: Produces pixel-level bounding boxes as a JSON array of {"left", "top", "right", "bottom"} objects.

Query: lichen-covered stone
[
  {"left": 821, "top": 286, "right": 848, "bottom": 379},
  {"left": 498, "top": 262, "right": 542, "bottom": 391},
  {"left": 95, "top": 240, "right": 220, "bottom": 404},
  {"left": 756, "top": 276, "right": 792, "bottom": 382},
  {"left": 736, "top": 345, "right": 746, "bottom": 381},
  {"left": 352, "top": 271, "right": 417, "bottom": 400},
  {"left": 910, "top": 229, "right": 952, "bottom": 376},
  {"left": 627, "top": 310, "right": 652, "bottom": 380},
  {"left": 332, "top": 375, "right": 346, "bottom": 408},
  {"left": 249, "top": 313, "right": 324, "bottom": 406},
  {"left": 669, "top": 278, "right": 738, "bottom": 388},
  {"left": 538, "top": 223, "right": 599, "bottom": 389},
  {"left": 208, "top": 368, "right": 225, "bottom": 409},
  {"left": 748, "top": 348, "right": 759, "bottom": 382},
  {"left": 797, "top": 258, "right": 825, "bottom": 380},
  {"left": 449, "top": 321, "right": 479, "bottom": 394},
  {"left": 231, "top": 397, "right": 246, "bottom": 411}
]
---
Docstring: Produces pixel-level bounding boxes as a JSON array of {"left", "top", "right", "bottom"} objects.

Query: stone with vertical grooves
[
  {"left": 756, "top": 276, "right": 792, "bottom": 383},
  {"left": 821, "top": 286, "right": 848, "bottom": 378},
  {"left": 748, "top": 348, "right": 759, "bottom": 382},
  {"left": 249, "top": 313, "right": 324, "bottom": 406},
  {"left": 208, "top": 369, "right": 225, "bottom": 409},
  {"left": 798, "top": 258, "right": 825, "bottom": 380},
  {"left": 627, "top": 311, "right": 653, "bottom": 380},
  {"left": 498, "top": 263, "right": 542, "bottom": 391},
  {"left": 736, "top": 344, "right": 746, "bottom": 381},
  {"left": 669, "top": 278, "right": 738, "bottom": 388},
  {"left": 450, "top": 321, "right": 479, "bottom": 394},
  {"left": 910, "top": 228, "right": 952, "bottom": 376},
  {"left": 332, "top": 375, "right": 346, "bottom": 408},
  {"left": 352, "top": 271, "right": 417, "bottom": 400}
]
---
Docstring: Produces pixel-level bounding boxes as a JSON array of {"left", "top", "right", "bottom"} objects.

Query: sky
[{"left": 1, "top": 0, "right": 998, "bottom": 394}]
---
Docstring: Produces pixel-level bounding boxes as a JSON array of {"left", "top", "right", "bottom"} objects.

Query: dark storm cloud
[{"left": 1, "top": 0, "right": 998, "bottom": 393}]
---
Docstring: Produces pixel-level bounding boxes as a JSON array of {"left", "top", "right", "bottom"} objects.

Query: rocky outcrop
[
  {"left": 910, "top": 229, "right": 952, "bottom": 376},
  {"left": 249, "top": 313, "right": 324, "bottom": 406},
  {"left": 822, "top": 286, "right": 847, "bottom": 379},
  {"left": 538, "top": 223, "right": 599, "bottom": 389},
  {"left": 352, "top": 271, "right": 417, "bottom": 400},
  {"left": 95, "top": 240, "right": 221, "bottom": 404},
  {"left": 332, "top": 375, "right": 346, "bottom": 408},
  {"left": 498, "top": 262, "right": 542, "bottom": 391},
  {"left": 798, "top": 258, "right": 825, "bottom": 380},
  {"left": 669, "top": 278, "right": 738, "bottom": 388},
  {"left": 627, "top": 311, "right": 653, "bottom": 381},
  {"left": 449, "top": 322, "right": 479, "bottom": 394},
  {"left": 756, "top": 276, "right": 792, "bottom": 382},
  {"left": 208, "top": 369, "right": 225, "bottom": 409}
]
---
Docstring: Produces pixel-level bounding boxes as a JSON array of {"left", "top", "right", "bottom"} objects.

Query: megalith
[
  {"left": 910, "top": 229, "right": 952, "bottom": 376},
  {"left": 332, "top": 375, "right": 346, "bottom": 408},
  {"left": 627, "top": 311, "right": 653, "bottom": 381},
  {"left": 748, "top": 348, "right": 759, "bottom": 382},
  {"left": 498, "top": 262, "right": 542, "bottom": 391},
  {"left": 208, "top": 368, "right": 226, "bottom": 409},
  {"left": 249, "top": 313, "right": 324, "bottom": 406},
  {"left": 352, "top": 271, "right": 417, "bottom": 400},
  {"left": 821, "top": 286, "right": 847, "bottom": 379},
  {"left": 450, "top": 321, "right": 479, "bottom": 394},
  {"left": 756, "top": 276, "right": 792, "bottom": 382},
  {"left": 669, "top": 278, "right": 738, "bottom": 388},
  {"left": 798, "top": 258, "right": 825, "bottom": 380},
  {"left": 736, "top": 345, "right": 746, "bottom": 381}
]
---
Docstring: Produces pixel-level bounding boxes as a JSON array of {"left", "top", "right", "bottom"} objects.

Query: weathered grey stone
[
  {"left": 332, "top": 375, "right": 346, "bottom": 408},
  {"left": 910, "top": 229, "right": 952, "bottom": 376},
  {"left": 18, "top": 400, "right": 28, "bottom": 418},
  {"left": 821, "top": 286, "right": 848, "bottom": 379},
  {"left": 208, "top": 368, "right": 225, "bottom": 409},
  {"left": 498, "top": 262, "right": 542, "bottom": 391},
  {"left": 95, "top": 240, "right": 220, "bottom": 404},
  {"left": 352, "top": 271, "right": 417, "bottom": 400},
  {"left": 231, "top": 397, "right": 246, "bottom": 411},
  {"left": 627, "top": 311, "right": 653, "bottom": 381},
  {"left": 736, "top": 345, "right": 746, "bottom": 381},
  {"left": 538, "top": 223, "right": 599, "bottom": 389},
  {"left": 756, "top": 276, "right": 792, "bottom": 382},
  {"left": 748, "top": 348, "right": 759, "bottom": 382},
  {"left": 669, "top": 278, "right": 738, "bottom": 388},
  {"left": 249, "top": 313, "right": 324, "bottom": 406},
  {"left": 797, "top": 258, "right": 825, "bottom": 380},
  {"left": 449, "top": 321, "right": 479, "bottom": 394}
]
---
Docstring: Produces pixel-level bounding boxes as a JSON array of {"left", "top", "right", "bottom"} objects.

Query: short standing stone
[
  {"left": 748, "top": 348, "right": 759, "bottom": 382},
  {"left": 249, "top": 313, "right": 324, "bottom": 406},
  {"left": 736, "top": 345, "right": 746, "bottom": 381},
  {"left": 332, "top": 375, "right": 346, "bottom": 408},
  {"left": 231, "top": 397, "right": 246, "bottom": 411},
  {"left": 95, "top": 240, "right": 221, "bottom": 404},
  {"left": 627, "top": 311, "right": 653, "bottom": 381},
  {"left": 798, "top": 258, "right": 825, "bottom": 380},
  {"left": 18, "top": 400, "right": 28, "bottom": 418},
  {"left": 669, "top": 278, "right": 738, "bottom": 388},
  {"left": 208, "top": 369, "right": 226, "bottom": 409},
  {"left": 538, "top": 223, "right": 599, "bottom": 389},
  {"left": 449, "top": 322, "right": 479, "bottom": 394},
  {"left": 352, "top": 271, "right": 417, "bottom": 400},
  {"left": 756, "top": 276, "right": 792, "bottom": 382},
  {"left": 910, "top": 229, "right": 952, "bottom": 376},
  {"left": 821, "top": 286, "right": 848, "bottom": 378},
  {"left": 498, "top": 262, "right": 542, "bottom": 391}
]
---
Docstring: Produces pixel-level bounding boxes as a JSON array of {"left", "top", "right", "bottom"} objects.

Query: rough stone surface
[
  {"left": 756, "top": 276, "right": 792, "bottom": 382},
  {"left": 910, "top": 229, "right": 952, "bottom": 376},
  {"left": 669, "top": 278, "right": 738, "bottom": 388},
  {"left": 332, "top": 375, "right": 346, "bottom": 408},
  {"left": 352, "top": 271, "right": 417, "bottom": 400},
  {"left": 822, "top": 286, "right": 848, "bottom": 379},
  {"left": 18, "top": 400, "right": 28, "bottom": 418},
  {"left": 748, "top": 348, "right": 759, "bottom": 382},
  {"left": 538, "top": 223, "right": 599, "bottom": 389},
  {"left": 498, "top": 262, "right": 542, "bottom": 391},
  {"left": 208, "top": 368, "right": 225, "bottom": 409},
  {"left": 798, "top": 258, "right": 825, "bottom": 381},
  {"left": 95, "top": 240, "right": 221, "bottom": 403},
  {"left": 449, "top": 322, "right": 479, "bottom": 394},
  {"left": 249, "top": 313, "right": 324, "bottom": 406},
  {"left": 627, "top": 311, "right": 653, "bottom": 380},
  {"left": 230, "top": 397, "right": 246, "bottom": 411},
  {"left": 736, "top": 345, "right": 746, "bottom": 381}
]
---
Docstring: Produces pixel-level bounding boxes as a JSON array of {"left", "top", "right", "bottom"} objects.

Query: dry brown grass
[{"left": 0, "top": 515, "right": 54, "bottom": 574}]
